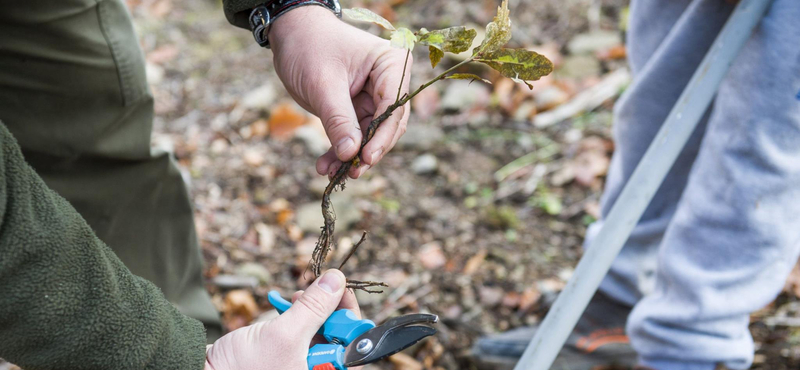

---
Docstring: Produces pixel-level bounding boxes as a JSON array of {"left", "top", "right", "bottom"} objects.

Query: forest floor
[{"left": 121, "top": 0, "right": 800, "bottom": 369}]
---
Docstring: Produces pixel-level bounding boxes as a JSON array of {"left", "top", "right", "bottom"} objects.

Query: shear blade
[{"left": 344, "top": 325, "right": 436, "bottom": 366}]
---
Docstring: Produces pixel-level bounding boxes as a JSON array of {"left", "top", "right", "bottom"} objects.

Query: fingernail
[
  {"left": 336, "top": 138, "right": 355, "bottom": 157},
  {"left": 358, "top": 165, "right": 371, "bottom": 178},
  {"left": 369, "top": 149, "right": 383, "bottom": 164},
  {"left": 328, "top": 162, "right": 342, "bottom": 177},
  {"left": 318, "top": 270, "right": 344, "bottom": 293}
]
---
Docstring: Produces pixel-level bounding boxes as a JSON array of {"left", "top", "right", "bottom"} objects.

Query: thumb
[
  {"left": 279, "top": 269, "right": 347, "bottom": 341},
  {"left": 314, "top": 77, "right": 363, "bottom": 161}
]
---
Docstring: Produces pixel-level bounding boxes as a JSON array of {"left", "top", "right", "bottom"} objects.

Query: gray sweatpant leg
[{"left": 584, "top": 0, "right": 800, "bottom": 368}]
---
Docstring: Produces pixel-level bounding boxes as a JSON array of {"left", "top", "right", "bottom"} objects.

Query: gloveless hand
[
  {"left": 204, "top": 270, "right": 361, "bottom": 370},
  {"left": 269, "top": 6, "right": 412, "bottom": 179}
]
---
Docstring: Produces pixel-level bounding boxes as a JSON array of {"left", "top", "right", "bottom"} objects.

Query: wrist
[{"left": 268, "top": 6, "right": 340, "bottom": 51}]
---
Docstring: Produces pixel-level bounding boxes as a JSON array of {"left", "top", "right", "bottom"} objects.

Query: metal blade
[{"left": 344, "top": 325, "right": 436, "bottom": 366}]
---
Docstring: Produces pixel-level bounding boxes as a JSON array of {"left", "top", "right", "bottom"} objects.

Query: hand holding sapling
[{"left": 308, "top": 0, "right": 554, "bottom": 291}]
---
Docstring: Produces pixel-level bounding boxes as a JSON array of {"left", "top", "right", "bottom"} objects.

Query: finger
[
  {"left": 338, "top": 288, "right": 362, "bottom": 319},
  {"left": 278, "top": 269, "right": 347, "bottom": 341},
  {"left": 316, "top": 149, "right": 339, "bottom": 176},
  {"left": 314, "top": 76, "right": 363, "bottom": 161},
  {"left": 348, "top": 112, "right": 379, "bottom": 179},
  {"left": 291, "top": 290, "right": 304, "bottom": 303},
  {"left": 317, "top": 93, "right": 376, "bottom": 176},
  {"left": 362, "top": 51, "right": 412, "bottom": 169},
  {"left": 388, "top": 102, "right": 411, "bottom": 150}
]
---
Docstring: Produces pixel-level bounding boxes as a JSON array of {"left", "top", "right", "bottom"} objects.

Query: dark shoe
[{"left": 473, "top": 290, "right": 637, "bottom": 370}]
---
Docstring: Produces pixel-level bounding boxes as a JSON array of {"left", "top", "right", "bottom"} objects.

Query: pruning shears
[{"left": 268, "top": 291, "right": 438, "bottom": 370}]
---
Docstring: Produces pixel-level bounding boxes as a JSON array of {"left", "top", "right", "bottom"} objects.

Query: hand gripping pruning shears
[{"left": 268, "top": 291, "right": 438, "bottom": 370}]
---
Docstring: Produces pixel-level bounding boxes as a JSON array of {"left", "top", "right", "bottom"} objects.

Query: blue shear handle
[
  {"left": 267, "top": 291, "right": 376, "bottom": 346},
  {"left": 307, "top": 344, "right": 346, "bottom": 370}
]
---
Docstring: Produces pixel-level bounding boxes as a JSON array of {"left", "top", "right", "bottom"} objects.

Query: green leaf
[
  {"left": 418, "top": 26, "right": 477, "bottom": 54},
  {"left": 428, "top": 46, "right": 444, "bottom": 68},
  {"left": 474, "top": 48, "right": 554, "bottom": 89},
  {"left": 446, "top": 73, "right": 492, "bottom": 85},
  {"left": 390, "top": 28, "right": 417, "bottom": 50},
  {"left": 475, "top": 0, "right": 512, "bottom": 54},
  {"left": 343, "top": 8, "right": 395, "bottom": 31}
]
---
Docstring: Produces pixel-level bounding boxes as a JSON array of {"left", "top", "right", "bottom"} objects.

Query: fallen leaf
[
  {"left": 596, "top": 45, "right": 627, "bottom": 60},
  {"left": 418, "top": 242, "right": 446, "bottom": 270},
  {"left": 268, "top": 103, "right": 308, "bottom": 140},
  {"left": 502, "top": 291, "right": 521, "bottom": 308},
  {"left": 389, "top": 352, "right": 423, "bottom": 370},
  {"left": 463, "top": 250, "right": 487, "bottom": 275},
  {"left": 146, "top": 44, "right": 179, "bottom": 64},
  {"left": 223, "top": 290, "right": 259, "bottom": 330},
  {"left": 518, "top": 287, "right": 541, "bottom": 313}
]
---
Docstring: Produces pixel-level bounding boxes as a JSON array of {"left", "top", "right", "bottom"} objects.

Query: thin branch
[
  {"left": 396, "top": 49, "right": 411, "bottom": 103},
  {"left": 339, "top": 232, "right": 368, "bottom": 270}
]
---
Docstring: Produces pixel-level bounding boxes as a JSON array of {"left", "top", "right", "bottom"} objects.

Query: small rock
[
  {"left": 210, "top": 138, "right": 229, "bottom": 154},
  {"left": 145, "top": 61, "right": 164, "bottom": 85},
  {"left": 411, "top": 86, "right": 441, "bottom": 120},
  {"left": 444, "top": 304, "right": 463, "bottom": 319},
  {"left": 411, "top": 154, "right": 438, "bottom": 175},
  {"left": 294, "top": 124, "right": 330, "bottom": 156},
  {"left": 567, "top": 30, "right": 622, "bottom": 55},
  {"left": 557, "top": 55, "right": 601, "bottom": 81},
  {"left": 397, "top": 124, "right": 444, "bottom": 151},
  {"left": 213, "top": 275, "right": 258, "bottom": 289},
  {"left": 240, "top": 84, "right": 277, "bottom": 109},
  {"left": 440, "top": 80, "right": 490, "bottom": 112},
  {"left": 558, "top": 268, "right": 574, "bottom": 282},
  {"left": 513, "top": 101, "right": 537, "bottom": 122},
  {"left": 534, "top": 86, "right": 570, "bottom": 111},
  {"left": 243, "top": 148, "right": 265, "bottom": 167},
  {"left": 563, "top": 128, "right": 583, "bottom": 144},
  {"left": 479, "top": 286, "right": 505, "bottom": 306},
  {"left": 236, "top": 262, "right": 272, "bottom": 285},
  {"left": 254, "top": 223, "right": 276, "bottom": 253},
  {"left": 418, "top": 242, "right": 446, "bottom": 270},
  {"left": 296, "top": 194, "right": 360, "bottom": 233}
]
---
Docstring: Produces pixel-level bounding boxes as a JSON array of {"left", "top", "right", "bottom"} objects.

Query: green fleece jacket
[{"left": 0, "top": 123, "right": 206, "bottom": 369}]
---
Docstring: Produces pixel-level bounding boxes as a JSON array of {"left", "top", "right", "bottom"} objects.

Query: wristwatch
[{"left": 249, "top": 0, "right": 342, "bottom": 49}]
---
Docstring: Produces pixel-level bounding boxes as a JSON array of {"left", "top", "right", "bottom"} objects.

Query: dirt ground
[{"left": 124, "top": 0, "right": 800, "bottom": 369}]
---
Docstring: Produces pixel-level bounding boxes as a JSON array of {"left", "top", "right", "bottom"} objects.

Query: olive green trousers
[{"left": 0, "top": 0, "right": 222, "bottom": 340}]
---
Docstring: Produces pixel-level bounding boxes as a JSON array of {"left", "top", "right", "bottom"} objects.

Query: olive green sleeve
[{"left": 0, "top": 122, "right": 206, "bottom": 370}]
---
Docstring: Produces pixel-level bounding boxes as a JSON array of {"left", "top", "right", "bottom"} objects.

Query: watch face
[{"left": 249, "top": 6, "right": 271, "bottom": 31}]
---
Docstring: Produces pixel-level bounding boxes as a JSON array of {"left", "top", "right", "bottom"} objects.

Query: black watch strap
[{"left": 249, "top": 0, "right": 342, "bottom": 49}]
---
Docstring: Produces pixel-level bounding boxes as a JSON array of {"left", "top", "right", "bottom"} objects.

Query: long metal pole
[{"left": 513, "top": 0, "right": 774, "bottom": 368}]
